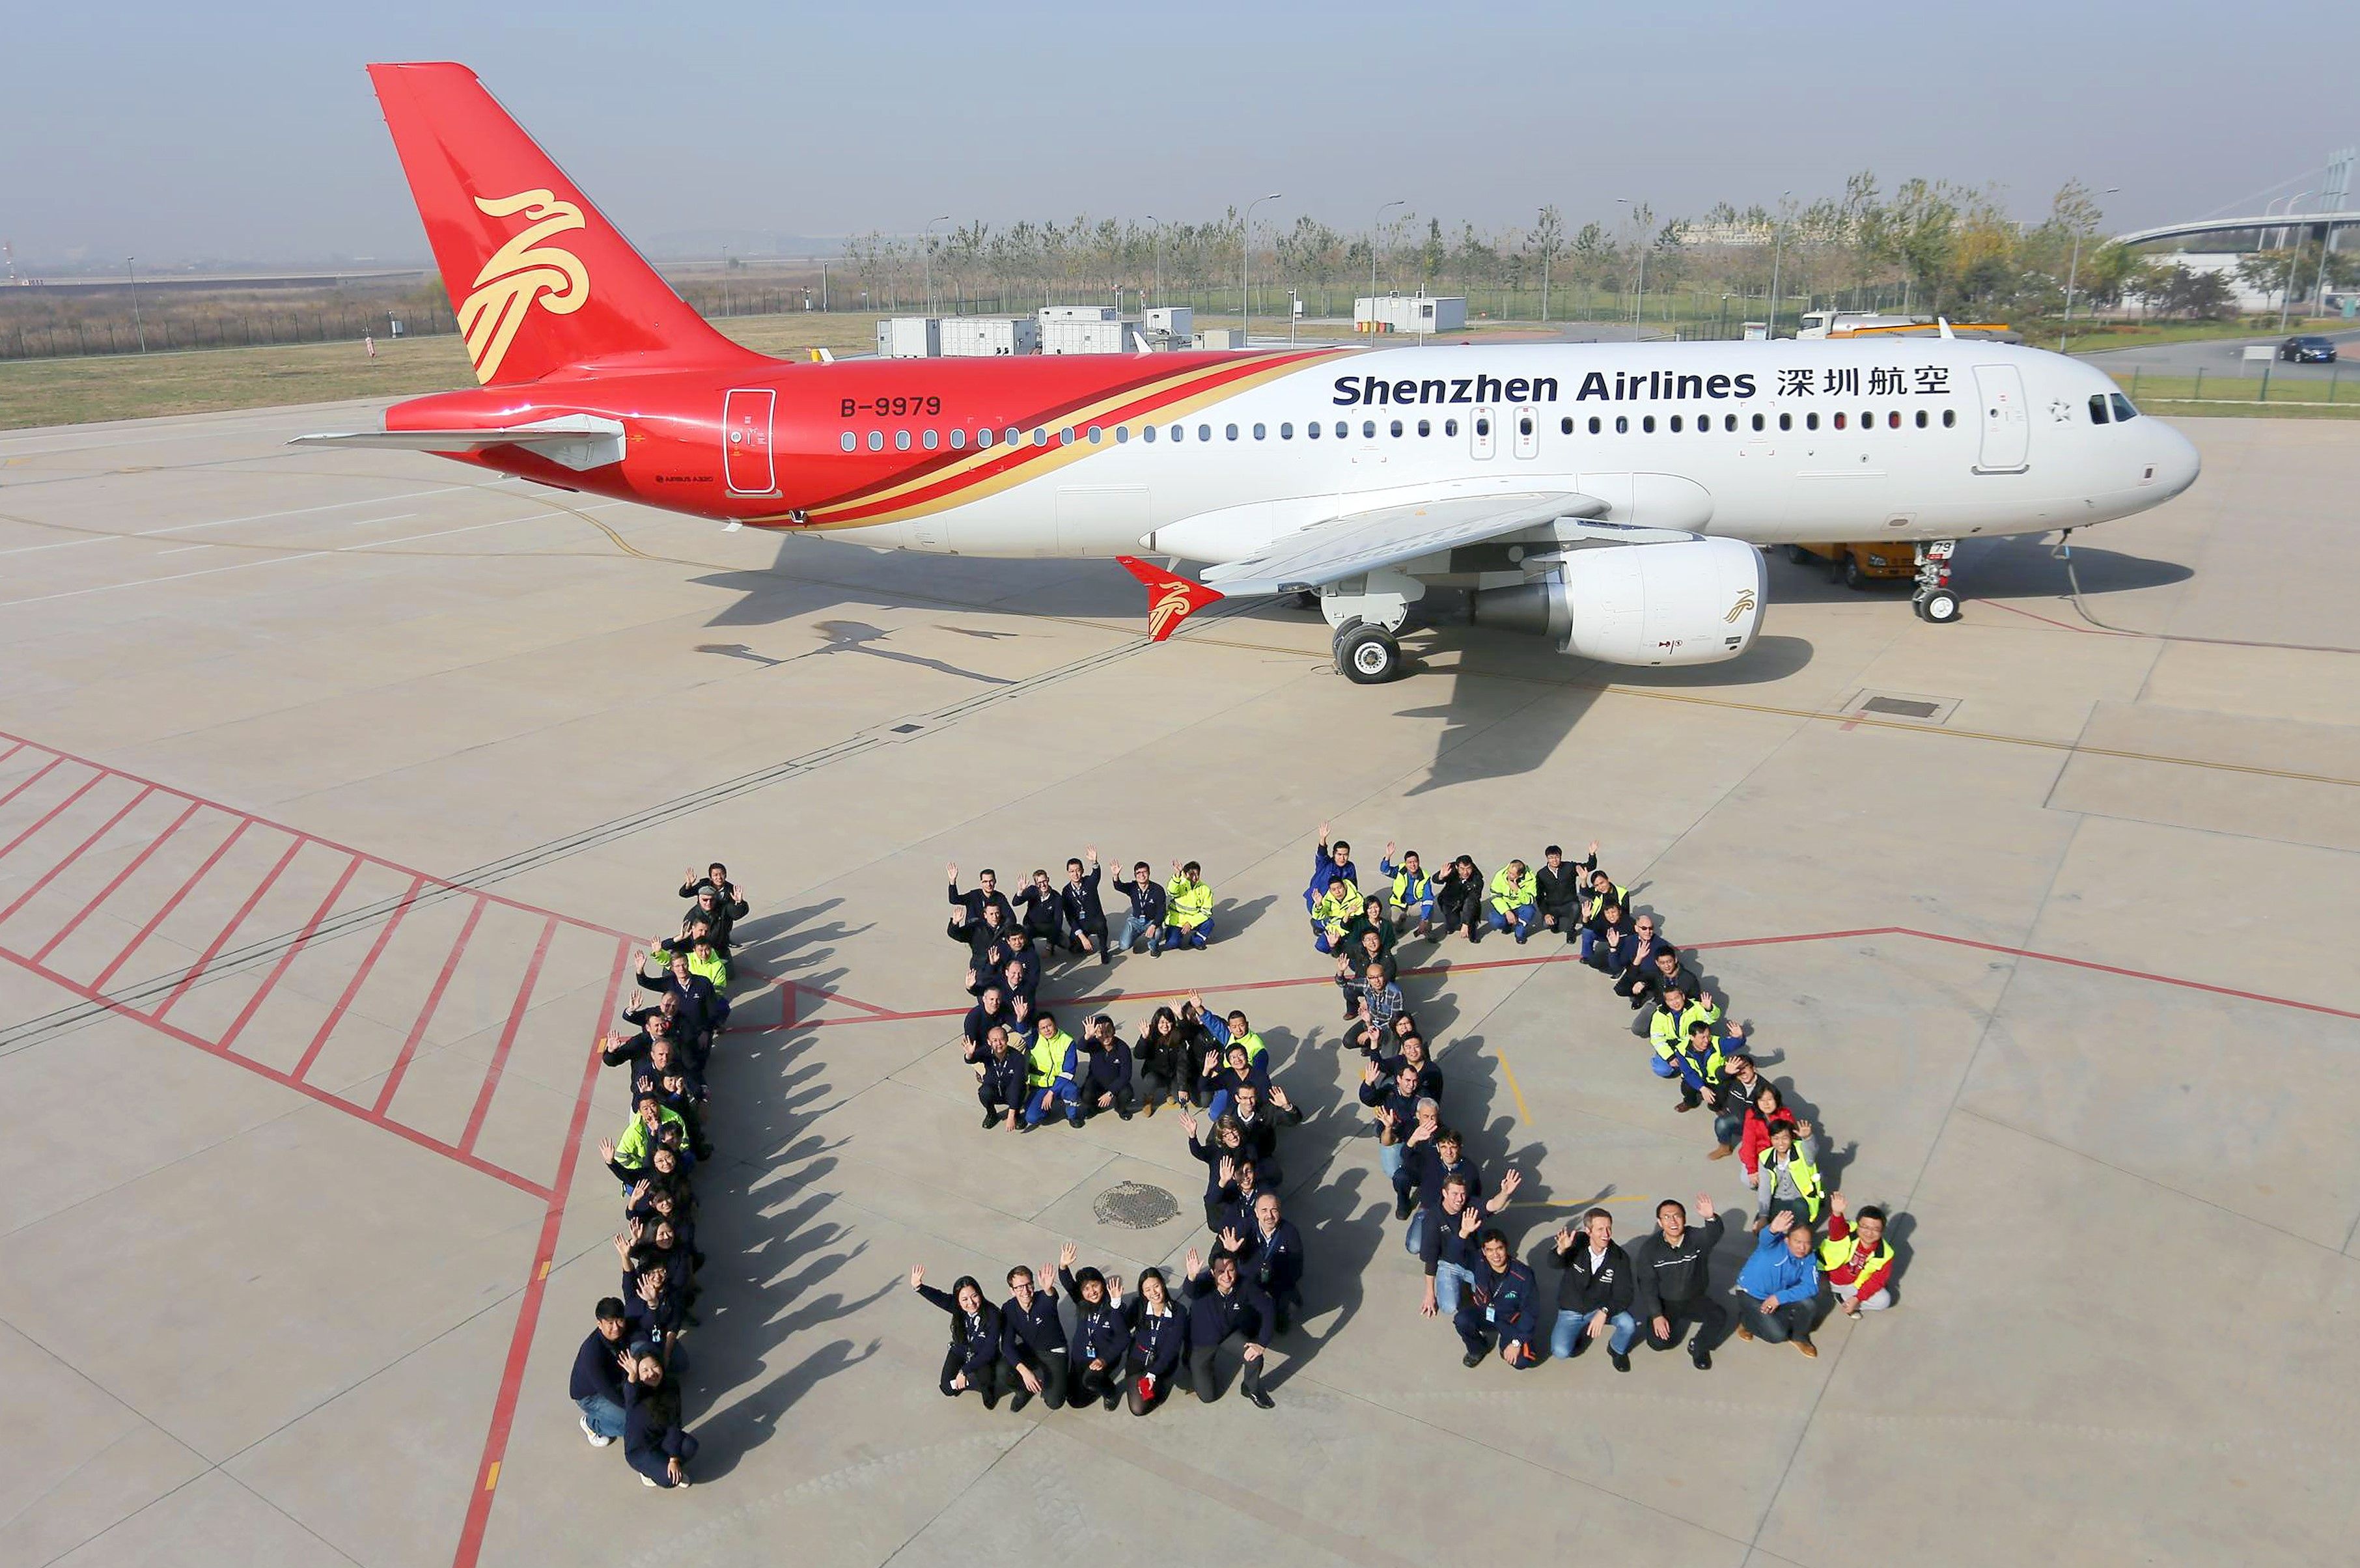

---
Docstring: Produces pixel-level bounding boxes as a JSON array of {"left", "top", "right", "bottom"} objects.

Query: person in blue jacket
[
  {"left": 568, "top": 1297, "right": 633, "bottom": 1446},
  {"left": 909, "top": 1266, "right": 1011, "bottom": 1406},
  {"left": 1078, "top": 1014, "right": 1137, "bottom": 1120},
  {"left": 1455, "top": 1228, "right": 1542, "bottom": 1369},
  {"left": 1059, "top": 1248, "right": 1130, "bottom": 1410},
  {"left": 1111, "top": 860, "right": 1168, "bottom": 956},
  {"left": 1180, "top": 1247, "right": 1275, "bottom": 1408},
  {"left": 1058, "top": 849, "right": 1111, "bottom": 963},
  {"left": 976, "top": 1026, "right": 1028, "bottom": 1133},
  {"left": 1734, "top": 1210, "right": 1824, "bottom": 1358},
  {"left": 999, "top": 1261, "right": 1066, "bottom": 1412},
  {"left": 1304, "top": 821, "right": 1359, "bottom": 911},
  {"left": 1122, "top": 1267, "right": 1189, "bottom": 1416}
]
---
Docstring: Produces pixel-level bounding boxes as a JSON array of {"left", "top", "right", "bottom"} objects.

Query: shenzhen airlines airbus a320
[{"left": 306, "top": 62, "right": 2201, "bottom": 683}]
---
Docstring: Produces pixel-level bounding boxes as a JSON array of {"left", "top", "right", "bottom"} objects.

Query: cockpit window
[
  {"left": 2088, "top": 394, "right": 2111, "bottom": 425},
  {"left": 2110, "top": 393, "right": 2139, "bottom": 422}
]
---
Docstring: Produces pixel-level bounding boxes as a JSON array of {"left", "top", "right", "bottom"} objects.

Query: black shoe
[
  {"left": 1008, "top": 1390, "right": 1033, "bottom": 1412},
  {"left": 1246, "top": 1387, "right": 1275, "bottom": 1410},
  {"left": 1462, "top": 1349, "right": 1486, "bottom": 1369},
  {"left": 981, "top": 1390, "right": 1001, "bottom": 1410},
  {"left": 1117, "top": 1105, "right": 1133, "bottom": 1121},
  {"left": 1018, "top": 1120, "right": 1038, "bottom": 1135},
  {"left": 1395, "top": 1191, "right": 1416, "bottom": 1221},
  {"left": 1691, "top": 1347, "right": 1712, "bottom": 1371},
  {"left": 981, "top": 1110, "right": 1000, "bottom": 1129},
  {"left": 1102, "top": 1387, "right": 1122, "bottom": 1411},
  {"left": 1274, "top": 1313, "right": 1293, "bottom": 1335},
  {"left": 1611, "top": 1351, "right": 1631, "bottom": 1373}
]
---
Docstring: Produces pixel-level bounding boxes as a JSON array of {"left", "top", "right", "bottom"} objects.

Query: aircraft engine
[{"left": 1469, "top": 538, "right": 1766, "bottom": 667}]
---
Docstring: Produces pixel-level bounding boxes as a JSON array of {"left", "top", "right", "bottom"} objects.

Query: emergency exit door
[
  {"left": 723, "top": 387, "right": 777, "bottom": 495},
  {"left": 1971, "top": 364, "right": 2029, "bottom": 473}
]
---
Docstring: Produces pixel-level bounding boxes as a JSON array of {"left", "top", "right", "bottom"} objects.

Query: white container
[
  {"left": 939, "top": 316, "right": 1039, "bottom": 356},
  {"left": 1042, "top": 318, "right": 1133, "bottom": 354},
  {"left": 1192, "top": 328, "right": 1245, "bottom": 350},
  {"left": 1353, "top": 295, "right": 1467, "bottom": 333},
  {"left": 876, "top": 316, "right": 940, "bottom": 357},
  {"left": 1039, "top": 305, "right": 1119, "bottom": 324},
  {"left": 1144, "top": 306, "right": 1193, "bottom": 337}
]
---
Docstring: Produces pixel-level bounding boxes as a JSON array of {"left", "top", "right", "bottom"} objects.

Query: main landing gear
[
  {"left": 1322, "top": 569, "right": 1423, "bottom": 684},
  {"left": 1333, "top": 620, "right": 1402, "bottom": 684},
  {"left": 1913, "top": 540, "right": 1962, "bottom": 624}
]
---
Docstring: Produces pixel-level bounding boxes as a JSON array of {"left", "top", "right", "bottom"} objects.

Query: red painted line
[
  {"left": 1890, "top": 926, "right": 2360, "bottom": 1022},
  {"left": 1684, "top": 926, "right": 1908, "bottom": 953},
  {"left": 0, "top": 942, "right": 548, "bottom": 1198},
  {"left": 0, "top": 727, "right": 637, "bottom": 944},
  {"left": 88, "top": 818, "right": 251, "bottom": 993},
  {"left": 30, "top": 798, "right": 203, "bottom": 965},
  {"left": 148, "top": 834, "right": 305, "bottom": 1023},
  {"left": 292, "top": 873, "right": 424, "bottom": 1083},
  {"left": 458, "top": 915, "right": 559, "bottom": 1158},
  {"left": 0, "top": 756, "right": 66, "bottom": 812},
  {"left": 373, "top": 898, "right": 486, "bottom": 1116},
  {"left": 0, "top": 784, "right": 154, "bottom": 926},
  {"left": 0, "top": 771, "right": 104, "bottom": 864},
  {"left": 1986, "top": 599, "right": 2119, "bottom": 636},
  {"left": 451, "top": 937, "right": 633, "bottom": 1568},
  {"left": 0, "top": 740, "right": 27, "bottom": 769},
  {"left": 217, "top": 853, "right": 364, "bottom": 1055}
]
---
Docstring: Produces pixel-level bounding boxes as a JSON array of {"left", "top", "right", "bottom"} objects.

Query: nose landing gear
[{"left": 1913, "top": 540, "right": 1962, "bottom": 624}]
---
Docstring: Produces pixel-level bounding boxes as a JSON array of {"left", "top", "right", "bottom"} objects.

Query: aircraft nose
[{"left": 2156, "top": 424, "right": 2200, "bottom": 498}]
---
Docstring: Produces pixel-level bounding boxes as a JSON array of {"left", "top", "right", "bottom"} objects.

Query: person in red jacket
[
  {"left": 1819, "top": 1194, "right": 1896, "bottom": 1316},
  {"left": 1737, "top": 1082, "right": 1798, "bottom": 1191}
]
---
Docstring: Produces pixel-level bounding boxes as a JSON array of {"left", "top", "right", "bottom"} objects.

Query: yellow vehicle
[{"left": 1786, "top": 542, "right": 1915, "bottom": 590}]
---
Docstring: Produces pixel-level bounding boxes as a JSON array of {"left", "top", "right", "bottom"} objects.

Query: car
[
  {"left": 2279, "top": 335, "right": 2338, "bottom": 363},
  {"left": 1785, "top": 542, "right": 1915, "bottom": 590}
]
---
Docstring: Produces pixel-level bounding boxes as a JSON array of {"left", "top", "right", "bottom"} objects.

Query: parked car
[{"left": 2279, "top": 335, "right": 2338, "bottom": 363}]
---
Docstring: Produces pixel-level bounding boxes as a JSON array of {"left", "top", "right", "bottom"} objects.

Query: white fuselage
[{"left": 840, "top": 339, "right": 2199, "bottom": 569}]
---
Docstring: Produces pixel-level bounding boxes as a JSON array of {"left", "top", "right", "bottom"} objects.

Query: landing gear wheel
[
  {"left": 1328, "top": 614, "right": 1363, "bottom": 652},
  {"left": 1915, "top": 588, "right": 1962, "bottom": 624},
  {"left": 1336, "top": 624, "right": 1403, "bottom": 684}
]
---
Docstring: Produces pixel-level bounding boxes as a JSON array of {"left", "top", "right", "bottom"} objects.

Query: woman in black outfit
[
  {"left": 1123, "top": 1267, "right": 1188, "bottom": 1416},
  {"left": 1133, "top": 1006, "right": 1194, "bottom": 1114},
  {"left": 909, "top": 1266, "right": 1009, "bottom": 1407},
  {"left": 622, "top": 1352, "right": 697, "bottom": 1489}
]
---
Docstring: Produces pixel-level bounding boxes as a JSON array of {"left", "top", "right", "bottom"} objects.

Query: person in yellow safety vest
[
  {"left": 1378, "top": 842, "right": 1437, "bottom": 937},
  {"left": 1818, "top": 1193, "right": 1896, "bottom": 1315},
  {"left": 1648, "top": 985, "right": 1723, "bottom": 1078},
  {"left": 1023, "top": 1010, "right": 1084, "bottom": 1129},
  {"left": 1748, "top": 1118, "right": 1823, "bottom": 1233},
  {"left": 1311, "top": 880, "right": 1363, "bottom": 954},
  {"left": 1485, "top": 859, "right": 1540, "bottom": 944},
  {"left": 604, "top": 1093, "right": 688, "bottom": 1183},
  {"left": 1165, "top": 859, "right": 1215, "bottom": 950},
  {"left": 684, "top": 932, "right": 730, "bottom": 991},
  {"left": 1667, "top": 1015, "right": 1746, "bottom": 1114}
]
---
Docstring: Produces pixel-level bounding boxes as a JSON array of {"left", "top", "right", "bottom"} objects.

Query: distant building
[{"left": 1355, "top": 294, "right": 1467, "bottom": 334}]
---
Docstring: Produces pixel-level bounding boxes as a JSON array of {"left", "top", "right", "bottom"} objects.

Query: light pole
[
  {"left": 923, "top": 215, "right": 951, "bottom": 316},
  {"left": 1242, "top": 191, "right": 1281, "bottom": 342},
  {"left": 1370, "top": 198, "right": 1405, "bottom": 328},
  {"left": 1143, "top": 215, "right": 1161, "bottom": 309},
  {"left": 720, "top": 245, "right": 731, "bottom": 317},
  {"left": 820, "top": 258, "right": 829, "bottom": 312},
  {"left": 1763, "top": 189, "right": 1790, "bottom": 340},
  {"left": 2059, "top": 186, "right": 2120, "bottom": 355},
  {"left": 126, "top": 256, "right": 146, "bottom": 353},
  {"left": 1617, "top": 199, "right": 1650, "bottom": 328}
]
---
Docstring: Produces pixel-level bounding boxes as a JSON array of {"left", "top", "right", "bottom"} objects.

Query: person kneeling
[{"left": 1454, "top": 1229, "right": 1542, "bottom": 1370}]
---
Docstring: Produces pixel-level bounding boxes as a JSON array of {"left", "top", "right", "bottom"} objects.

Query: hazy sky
[{"left": 7, "top": 0, "right": 2355, "bottom": 266}]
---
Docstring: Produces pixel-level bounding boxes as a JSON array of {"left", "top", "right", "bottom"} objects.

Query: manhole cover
[
  {"left": 1093, "top": 1181, "right": 1181, "bottom": 1230},
  {"left": 1861, "top": 696, "right": 1939, "bottom": 719}
]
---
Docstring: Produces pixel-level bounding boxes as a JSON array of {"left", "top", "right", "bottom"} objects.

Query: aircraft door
[
  {"left": 1971, "top": 364, "right": 2029, "bottom": 473},
  {"left": 1471, "top": 407, "right": 1497, "bottom": 460},
  {"left": 723, "top": 388, "right": 777, "bottom": 495},
  {"left": 1512, "top": 404, "right": 1539, "bottom": 459}
]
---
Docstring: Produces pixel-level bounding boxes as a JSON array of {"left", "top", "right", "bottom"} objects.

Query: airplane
[{"left": 301, "top": 62, "right": 2202, "bottom": 685}]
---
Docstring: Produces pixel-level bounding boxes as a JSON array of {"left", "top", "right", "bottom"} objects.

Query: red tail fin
[
  {"left": 1117, "top": 556, "right": 1224, "bottom": 642},
  {"left": 367, "top": 62, "right": 756, "bottom": 386}
]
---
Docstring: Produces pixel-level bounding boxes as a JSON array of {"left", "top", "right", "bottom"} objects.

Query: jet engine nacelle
[{"left": 1469, "top": 538, "right": 1766, "bottom": 667}]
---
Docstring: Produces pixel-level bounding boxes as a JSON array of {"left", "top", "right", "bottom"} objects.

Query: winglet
[{"left": 1117, "top": 556, "right": 1224, "bottom": 642}]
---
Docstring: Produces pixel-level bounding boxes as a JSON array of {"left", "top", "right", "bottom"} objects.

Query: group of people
[{"left": 565, "top": 861, "right": 749, "bottom": 1489}]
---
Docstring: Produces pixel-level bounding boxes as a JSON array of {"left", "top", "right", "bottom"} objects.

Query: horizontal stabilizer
[{"left": 290, "top": 414, "right": 625, "bottom": 471}]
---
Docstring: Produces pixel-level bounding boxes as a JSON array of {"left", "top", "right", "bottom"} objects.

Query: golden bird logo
[
  {"left": 1725, "top": 588, "right": 1756, "bottom": 625},
  {"left": 457, "top": 189, "right": 590, "bottom": 383},
  {"left": 1147, "top": 584, "right": 1196, "bottom": 642}
]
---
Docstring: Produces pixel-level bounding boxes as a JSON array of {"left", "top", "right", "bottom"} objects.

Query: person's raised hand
[
  {"left": 1270, "top": 1086, "right": 1293, "bottom": 1111},
  {"left": 1830, "top": 1191, "right": 1848, "bottom": 1218},
  {"left": 1184, "top": 1246, "right": 1202, "bottom": 1278},
  {"left": 1459, "top": 1205, "right": 1483, "bottom": 1238},
  {"left": 947, "top": 862, "right": 958, "bottom": 882},
  {"left": 1361, "top": 1061, "right": 1380, "bottom": 1084},
  {"left": 1219, "top": 1227, "right": 1245, "bottom": 1254},
  {"left": 1700, "top": 991, "right": 1715, "bottom": 1011},
  {"left": 1385, "top": 840, "right": 1397, "bottom": 859},
  {"left": 1495, "top": 1169, "right": 1523, "bottom": 1202},
  {"left": 1318, "top": 821, "right": 1331, "bottom": 844},
  {"left": 1557, "top": 1222, "right": 1578, "bottom": 1250},
  {"left": 1587, "top": 840, "right": 1600, "bottom": 859},
  {"left": 1769, "top": 1210, "right": 1794, "bottom": 1235},
  {"left": 598, "top": 1138, "right": 617, "bottom": 1164},
  {"left": 1179, "top": 1109, "right": 1198, "bottom": 1138},
  {"left": 1695, "top": 1194, "right": 1716, "bottom": 1222},
  {"left": 1059, "top": 1241, "right": 1078, "bottom": 1271},
  {"left": 1107, "top": 1274, "right": 1124, "bottom": 1299},
  {"left": 908, "top": 1265, "right": 924, "bottom": 1290},
  {"left": 1218, "top": 1156, "right": 1235, "bottom": 1185},
  {"left": 1794, "top": 1118, "right": 1814, "bottom": 1138}
]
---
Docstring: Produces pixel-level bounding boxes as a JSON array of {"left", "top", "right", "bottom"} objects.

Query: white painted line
[
  {"left": 0, "top": 484, "right": 477, "bottom": 557},
  {"left": 158, "top": 545, "right": 212, "bottom": 555}
]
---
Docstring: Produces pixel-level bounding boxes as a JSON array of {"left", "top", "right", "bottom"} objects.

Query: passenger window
[
  {"left": 1200, "top": 424, "right": 1213, "bottom": 441},
  {"left": 1751, "top": 413, "right": 1764, "bottom": 432},
  {"left": 1390, "top": 419, "right": 1404, "bottom": 437},
  {"left": 867, "top": 430, "right": 883, "bottom": 451},
  {"left": 1252, "top": 422, "right": 1265, "bottom": 440},
  {"left": 1226, "top": 423, "right": 1239, "bottom": 441},
  {"left": 1419, "top": 419, "right": 1432, "bottom": 437},
  {"left": 1914, "top": 410, "right": 1927, "bottom": 428},
  {"left": 1171, "top": 424, "right": 1184, "bottom": 441},
  {"left": 950, "top": 427, "right": 966, "bottom": 450},
  {"left": 1061, "top": 427, "right": 1076, "bottom": 445},
  {"left": 1642, "top": 415, "right": 1656, "bottom": 433},
  {"left": 1445, "top": 419, "right": 1459, "bottom": 436},
  {"left": 1281, "top": 422, "right": 1294, "bottom": 439},
  {"left": 979, "top": 428, "right": 995, "bottom": 448},
  {"left": 893, "top": 430, "right": 909, "bottom": 450},
  {"left": 2110, "top": 393, "right": 2139, "bottom": 422},
  {"left": 1943, "top": 409, "right": 1957, "bottom": 428},
  {"left": 1362, "top": 420, "right": 1376, "bottom": 438},
  {"left": 1888, "top": 410, "right": 1900, "bottom": 429},
  {"left": 1589, "top": 416, "right": 1602, "bottom": 434},
  {"left": 1033, "top": 427, "right": 1047, "bottom": 445},
  {"left": 1833, "top": 412, "right": 1846, "bottom": 430},
  {"left": 1518, "top": 415, "right": 1533, "bottom": 435},
  {"left": 923, "top": 428, "right": 939, "bottom": 450},
  {"left": 839, "top": 432, "right": 855, "bottom": 452},
  {"left": 1475, "top": 417, "right": 1490, "bottom": 436},
  {"left": 1335, "top": 421, "right": 1348, "bottom": 438},
  {"left": 1143, "top": 424, "right": 1156, "bottom": 443},
  {"left": 1307, "top": 420, "right": 1320, "bottom": 439},
  {"left": 1559, "top": 416, "right": 1572, "bottom": 434},
  {"left": 1805, "top": 413, "right": 1819, "bottom": 430},
  {"left": 1670, "top": 415, "right": 1684, "bottom": 433},
  {"left": 1087, "top": 425, "right": 1102, "bottom": 443},
  {"left": 1115, "top": 426, "right": 1129, "bottom": 443},
  {"left": 1778, "top": 413, "right": 1792, "bottom": 431},
  {"left": 1615, "top": 415, "right": 1628, "bottom": 433}
]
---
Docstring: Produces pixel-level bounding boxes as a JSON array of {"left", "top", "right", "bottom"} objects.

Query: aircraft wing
[
  {"left": 290, "top": 414, "right": 624, "bottom": 471},
  {"left": 1195, "top": 490, "right": 1604, "bottom": 596}
]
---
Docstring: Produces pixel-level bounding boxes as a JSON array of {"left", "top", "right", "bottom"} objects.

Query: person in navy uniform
[
  {"left": 1058, "top": 1247, "right": 1130, "bottom": 1410},
  {"left": 1058, "top": 849, "right": 1111, "bottom": 963},
  {"left": 1122, "top": 1267, "right": 1189, "bottom": 1416},
  {"left": 999, "top": 1261, "right": 1066, "bottom": 1411},
  {"left": 909, "top": 1266, "right": 1010, "bottom": 1407},
  {"left": 1180, "top": 1247, "right": 1276, "bottom": 1409},
  {"left": 946, "top": 862, "right": 1013, "bottom": 941},
  {"left": 1455, "top": 1228, "right": 1542, "bottom": 1370},
  {"left": 1222, "top": 1190, "right": 1307, "bottom": 1334}
]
